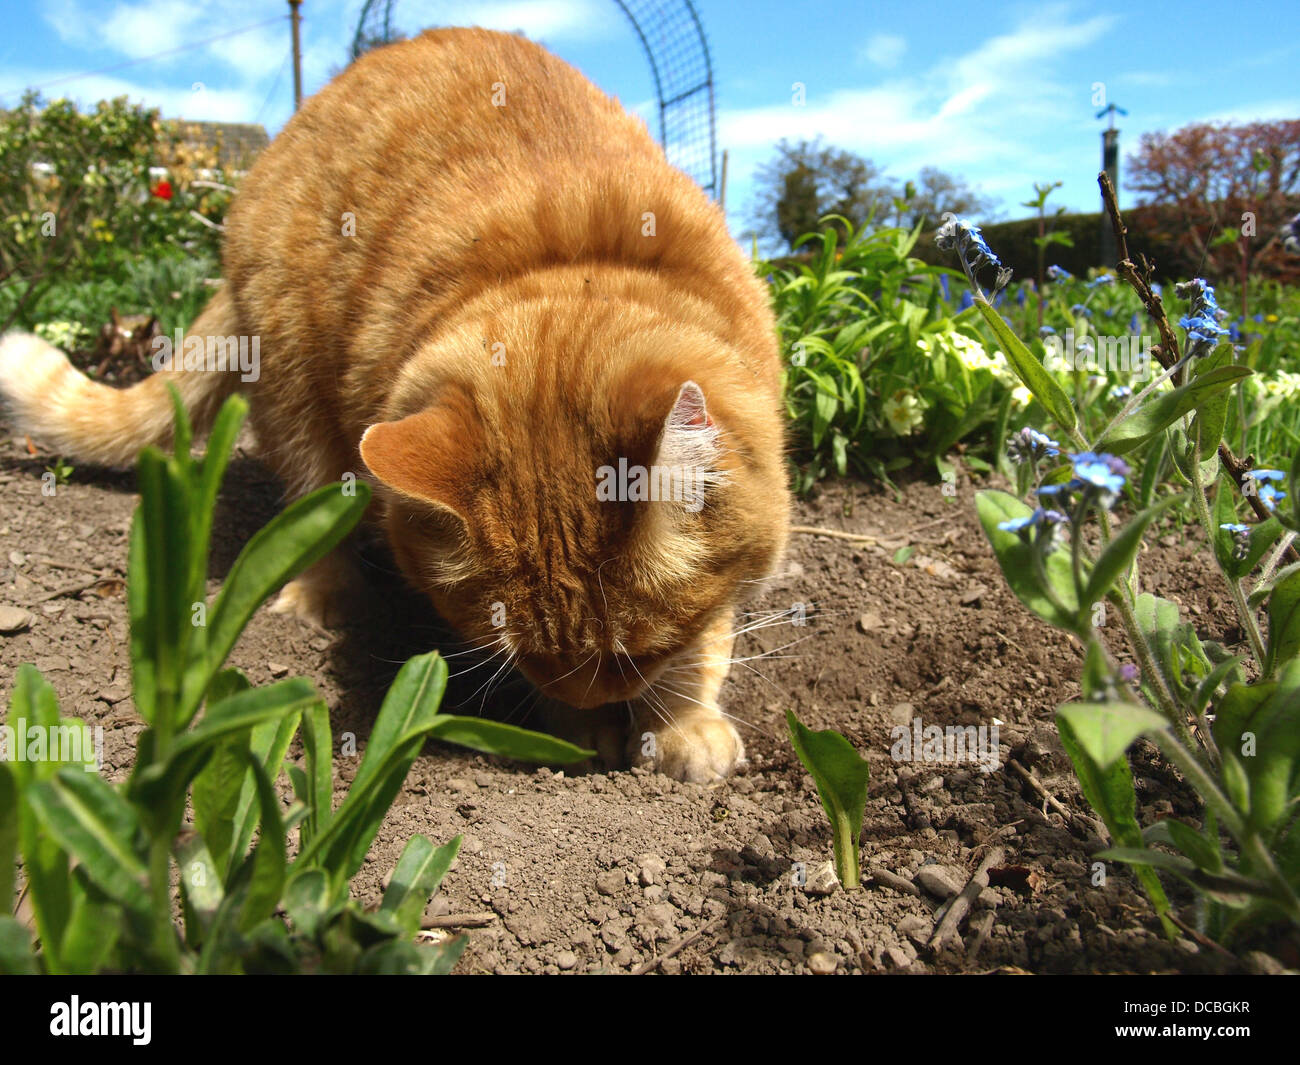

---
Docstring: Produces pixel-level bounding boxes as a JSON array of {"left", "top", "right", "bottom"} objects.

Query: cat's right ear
[{"left": 359, "top": 406, "right": 471, "bottom": 518}]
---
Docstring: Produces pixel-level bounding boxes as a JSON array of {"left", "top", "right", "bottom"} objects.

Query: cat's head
[{"left": 358, "top": 323, "right": 789, "bottom": 708}]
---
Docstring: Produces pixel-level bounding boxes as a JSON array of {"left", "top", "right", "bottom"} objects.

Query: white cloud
[
  {"left": 721, "top": 3, "right": 1123, "bottom": 228},
  {"left": 860, "top": 33, "right": 906, "bottom": 69}
]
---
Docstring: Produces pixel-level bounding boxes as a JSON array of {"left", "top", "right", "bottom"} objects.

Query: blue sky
[{"left": 3, "top": 0, "right": 1298, "bottom": 244}]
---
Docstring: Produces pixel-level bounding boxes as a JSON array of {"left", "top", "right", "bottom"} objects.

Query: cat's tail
[{"left": 0, "top": 288, "right": 246, "bottom": 467}]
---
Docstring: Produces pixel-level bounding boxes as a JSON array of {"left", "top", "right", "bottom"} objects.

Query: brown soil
[{"left": 0, "top": 417, "right": 1288, "bottom": 975}]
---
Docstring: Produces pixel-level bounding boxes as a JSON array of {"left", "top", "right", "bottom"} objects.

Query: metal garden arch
[{"left": 350, "top": 0, "right": 719, "bottom": 197}]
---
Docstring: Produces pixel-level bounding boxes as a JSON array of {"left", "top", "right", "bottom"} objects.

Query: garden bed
[{"left": 0, "top": 421, "right": 1285, "bottom": 974}]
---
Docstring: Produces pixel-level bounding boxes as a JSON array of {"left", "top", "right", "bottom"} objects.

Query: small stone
[
  {"left": 890, "top": 701, "right": 916, "bottom": 726},
  {"left": 914, "top": 865, "right": 965, "bottom": 900},
  {"left": 896, "top": 915, "right": 931, "bottom": 944},
  {"left": 1242, "top": 951, "right": 1289, "bottom": 975},
  {"left": 595, "top": 869, "right": 625, "bottom": 896},
  {"left": 803, "top": 861, "right": 839, "bottom": 896},
  {"left": 638, "top": 854, "right": 666, "bottom": 886},
  {"left": 959, "top": 586, "right": 987, "bottom": 606},
  {"left": 475, "top": 773, "right": 493, "bottom": 787},
  {"left": 0, "top": 605, "right": 34, "bottom": 634},
  {"left": 555, "top": 950, "right": 577, "bottom": 971},
  {"left": 8, "top": 551, "right": 26, "bottom": 566},
  {"left": 446, "top": 777, "right": 474, "bottom": 793},
  {"left": 807, "top": 951, "right": 838, "bottom": 975},
  {"left": 268, "top": 662, "right": 289, "bottom": 677},
  {"left": 857, "top": 611, "right": 883, "bottom": 633}
]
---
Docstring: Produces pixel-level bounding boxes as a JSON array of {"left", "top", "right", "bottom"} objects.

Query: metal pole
[
  {"left": 719, "top": 149, "right": 729, "bottom": 212},
  {"left": 289, "top": 0, "right": 303, "bottom": 111}
]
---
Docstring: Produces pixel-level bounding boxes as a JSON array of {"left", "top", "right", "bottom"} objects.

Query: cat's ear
[
  {"left": 651, "top": 381, "right": 726, "bottom": 506},
  {"left": 359, "top": 406, "right": 471, "bottom": 518}
]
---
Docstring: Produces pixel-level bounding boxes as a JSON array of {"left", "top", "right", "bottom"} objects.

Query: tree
[
  {"left": 897, "top": 166, "right": 997, "bottom": 231},
  {"left": 748, "top": 139, "right": 996, "bottom": 251},
  {"left": 749, "top": 138, "right": 894, "bottom": 249},
  {"left": 1126, "top": 119, "right": 1300, "bottom": 289}
]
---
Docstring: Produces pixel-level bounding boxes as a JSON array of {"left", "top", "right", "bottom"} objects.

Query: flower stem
[{"left": 1187, "top": 438, "right": 1269, "bottom": 670}]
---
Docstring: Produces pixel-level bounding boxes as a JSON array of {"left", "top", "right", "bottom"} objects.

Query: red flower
[{"left": 151, "top": 180, "right": 173, "bottom": 201}]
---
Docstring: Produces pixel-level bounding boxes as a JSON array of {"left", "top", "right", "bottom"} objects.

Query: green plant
[
  {"left": 0, "top": 93, "right": 232, "bottom": 332},
  {"left": 941, "top": 206, "right": 1300, "bottom": 945},
  {"left": 43, "top": 457, "right": 73, "bottom": 486},
  {"left": 0, "top": 392, "right": 590, "bottom": 974},
  {"left": 786, "top": 710, "right": 870, "bottom": 890},
  {"left": 762, "top": 214, "right": 1014, "bottom": 490}
]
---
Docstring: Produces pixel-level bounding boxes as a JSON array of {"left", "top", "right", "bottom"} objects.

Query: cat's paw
[
  {"left": 270, "top": 574, "right": 364, "bottom": 629},
  {"left": 630, "top": 712, "right": 744, "bottom": 783}
]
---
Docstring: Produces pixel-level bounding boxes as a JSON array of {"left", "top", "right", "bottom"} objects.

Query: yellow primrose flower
[
  {"left": 883, "top": 389, "right": 925, "bottom": 436},
  {"left": 1265, "top": 314, "right": 1279, "bottom": 323}
]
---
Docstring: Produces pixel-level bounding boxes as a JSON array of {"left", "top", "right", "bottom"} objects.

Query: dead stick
[
  {"left": 630, "top": 917, "right": 724, "bottom": 975},
  {"left": 867, "top": 866, "right": 921, "bottom": 896},
  {"left": 420, "top": 912, "right": 498, "bottom": 930},
  {"left": 927, "top": 846, "right": 1004, "bottom": 951},
  {"left": 790, "top": 525, "right": 878, "bottom": 545},
  {"left": 1007, "top": 758, "right": 1100, "bottom": 838},
  {"left": 966, "top": 910, "right": 996, "bottom": 964},
  {"left": 30, "top": 576, "right": 114, "bottom": 604},
  {"left": 1099, "top": 172, "right": 1298, "bottom": 565}
]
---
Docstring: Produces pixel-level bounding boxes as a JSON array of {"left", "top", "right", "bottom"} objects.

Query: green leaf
[
  {"left": 1265, "top": 568, "right": 1300, "bottom": 676},
  {"left": 427, "top": 717, "right": 594, "bottom": 764},
  {"left": 283, "top": 869, "right": 332, "bottom": 939},
  {"left": 0, "top": 766, "right": 16, "bottom": 908},
  {"left": 785, "top": 709, "right": 870, "bottom": 890},
  {"left": 298, "top": 700, "right": 334, "bottom": 852},
  {"left": 175, "top": 833, "right": 225, "bottom": 946},
  {"left": 1144, "top": 818, "right": 1222, "bottom": 874},
  {"left": 0, "top": 916, "right": 37, "bottom": 975},
  {"left": 8, "top": 666, "right": 71, "bottom": 971},
  {"left": 178, "top": 481, "right": 371, "bottom": 725},
  {"left": 1057, "top": 716, "right": 1175, "bottom": 934},
  {"left": 132, "top": 678, "right": 318, "bottom": 805},
  {"left": 189, "top": 396, "right": 248, "bottom": 598},
  {"left": 1096, "top": 365, "right": 1251, "bottom": 456},
  {"left": 1213, "top": 662, "right": 1300, "bottom": 833},
  {"left": 975, "top": 490, "right": 1080, "bottom": 631},
  {"left": 973, "top": 297, "right": 1077, "bottom": 432},
  {"left": 1188, "top": 348, "right": 1235, "bottom": 461},
  {"left": 1055, "top": 703, "right": 1169, "bottom": 771},
  {"left": 191, "top": 733, "right": 250, "bottom": 883},
  {"left": 296, "top": 653, "right": 448, "bottom": 889},
  {"left": 1096, "top": 847, "right": 1272, "bottom": 906},
  {"left": 28, "top": 769, "right": 148, "bottom": 912},
  {"left": 228, "top": 705, "right": 304, "bottom": 876},
  {"left": 380, "top": 835, "right": 462, "bottom": 937},
  {"left": 1192, "top": 654, "right": 1246, "bottom": 716},
  {"left": 1080, "top": 494, "right": 1183, "bottom": 619},
  {"left": 59, "top": 891, "right": 121, "bottom": 974},
  {"left": 128, "top": 447, "right": 196, "bottom": 728},
  {"left": 238, "top": 752, "right": 287, "bottom": 932}
]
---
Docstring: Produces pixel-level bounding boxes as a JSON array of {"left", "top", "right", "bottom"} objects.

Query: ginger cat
[{"left": 0, "top": 28, "right": 791, "bottom": 782}]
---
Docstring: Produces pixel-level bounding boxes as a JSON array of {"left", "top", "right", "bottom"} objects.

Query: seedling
[{"left": 786, "top": 709, "right": 870, "bottom": 890}]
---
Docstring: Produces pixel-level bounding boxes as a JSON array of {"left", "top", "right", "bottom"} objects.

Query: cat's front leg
[
  {"left": 628, "top": 612, "right": 743, "bottom": 783},
  {"left": 271, "top": 547, "right": 369, "bottom": 630}
]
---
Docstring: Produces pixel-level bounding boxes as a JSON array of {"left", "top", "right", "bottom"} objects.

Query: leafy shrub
[
  {"left": 0, "top": 93, "right": 233, "bottom": 332},
  {"left": 0, "top": 393, "right": 589, "bottom": 974},
  {"left": 938, "top": 211, "right": 1300, "bottom": 943}
]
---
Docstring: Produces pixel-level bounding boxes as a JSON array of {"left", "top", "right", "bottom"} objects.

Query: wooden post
[{"left": 289, "top": 0, "right": 303, "bottom": 111}]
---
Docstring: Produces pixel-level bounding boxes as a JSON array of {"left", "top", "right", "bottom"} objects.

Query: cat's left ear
[{"left": 359, "top": 402, "right": 475, "bottom": 518}]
